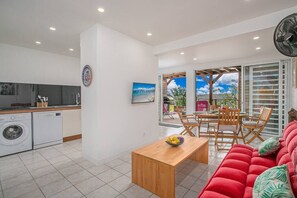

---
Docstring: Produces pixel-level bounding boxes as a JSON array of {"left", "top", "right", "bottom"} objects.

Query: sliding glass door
[{"left": 242, "top": 60, "right": 291, "bottom": 136}]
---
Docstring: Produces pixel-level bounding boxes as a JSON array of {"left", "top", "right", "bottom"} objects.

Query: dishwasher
[{"left": 33, "top": 111, "right": 63, "bottom": 149}]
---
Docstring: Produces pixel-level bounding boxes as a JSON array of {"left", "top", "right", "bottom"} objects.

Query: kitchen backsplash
[{"left": 0, "top": 82, "right": 81, "bottom": 108}]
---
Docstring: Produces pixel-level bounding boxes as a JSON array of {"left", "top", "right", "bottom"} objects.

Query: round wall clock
[{"left": 82, "top": 65, "right": 92, "bottom": 87}]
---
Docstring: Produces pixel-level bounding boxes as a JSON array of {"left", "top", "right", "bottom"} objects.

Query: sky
[
  {"left": 167, "top": 73, "right": 238, "bottom": 95},
  {"left": 167, "top": 77, "right": 186, "bottom": 90},
  {"left": 196, "top": 73, "right": 238, "bottom": 95},
  {"left": 133, "top": 82, "right": 156, "bottom": 90}
]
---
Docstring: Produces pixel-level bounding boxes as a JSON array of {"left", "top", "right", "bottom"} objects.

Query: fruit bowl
[{"left": 165, "top": 136, "right": 184, "bottom": 147}]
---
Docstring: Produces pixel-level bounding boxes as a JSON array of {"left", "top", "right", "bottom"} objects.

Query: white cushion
[
  {"left": 243, "top": 120, "right": 264, "bottom": 126},
  {"left": 218, "top": 125, "right": 237, "bottom": 132}
]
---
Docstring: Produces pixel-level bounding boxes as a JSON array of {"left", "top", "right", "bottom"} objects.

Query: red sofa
[{"left": 198, "top": 120, "right": 297, "bottom": 198}]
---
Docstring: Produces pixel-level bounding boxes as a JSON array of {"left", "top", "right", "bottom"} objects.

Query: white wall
[
  {"left": 81, "top": 24, "right": 159, "bottom": 164},
  {"left": 0, "top": 43, "right": 80, "bottom": 86},
  {"left": 292, "top": 58, "right": 297, "bottom": 110}
]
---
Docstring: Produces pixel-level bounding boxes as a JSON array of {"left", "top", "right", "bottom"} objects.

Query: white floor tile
[
  {"left": 108, "top": 175, "right": 134, "bottom": 193},
  {"left": 97, "top": 169, "right": 123, "bottom": 183},
  {"left": 1, "top": 172, "right": 33, "bottom": 190},
  {"left": 113, "top": 163, "right": 131, "bottom": 174},
  {"left": 15, "top": 189, "right": 45, "bottom": 198},
  {"left": 179, "top": 175, "right": 197, "bottom": 189},
  {"left": 0, "top": 166, "right": 28, "bottom": 181},
  {"left": 47, "top": 155, "right": 70, "bottom": 164},
  {"left": 49, "top": 186, "right": 83, "bottom": 198},
  {"left": 175, "top": 185, "right": 188, "bottom": 198},
  {"left": 59, "top": 164, "right": 84, "bottom": 177},
  {"left": 87, "top": 165, "right": 111, "bottom": 176},
  {"left": 67, "top": 170, "right": 93, "bottom": 185},
  {"left": 122, "top": 185, "right": 152, "bottom": 198},
  {"left": 35, "top": 171, "right": 64, "bottom": 187},
  {"left": 183, "top": 190, "right": 198, "bottom": 198},
  {"left": 190, "top": 178, "right": 207, "bottom": 193},
  {"left": 115, "top": 195, "right": 127, "bottom": 198},
  {"left": 40, "top": 178, "right": 72, "bottom": 197},
  {"left": 86, "top": 184, "right": 119, "bottom": 198},
  {"left": 25, "top": 160, "right": 51, "bottom": 171},
  {"left": 52, "top": 159, "right": 75, "bottom": 170},
  {"left": 78, "top": 160, "right": 96, "bottom": 169},
  {"left": 75, "top": 177, "right": 105, "bottom": 195},
  {"left": 30, "top": 165, "right": 57, "bottom": 179},
  {"left": 105, "top": 159, "right": 124, "bottom": 168},
  {"left": 3, "top": 180, "right": 38, "bottom": 198}
]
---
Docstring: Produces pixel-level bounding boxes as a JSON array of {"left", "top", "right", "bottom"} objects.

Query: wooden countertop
[{"left": 0, "top": 105, "right": 81, "bottom": 114}]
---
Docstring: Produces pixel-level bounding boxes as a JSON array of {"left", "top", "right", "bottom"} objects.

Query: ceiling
[
  {"left": 158, "top": 28, "right": 283, "bottom": 68},
  {"left": 0, "top": 0, "right": 296, "bottom": 57}
]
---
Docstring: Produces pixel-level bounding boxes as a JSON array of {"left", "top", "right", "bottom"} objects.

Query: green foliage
[
  {"left": 167, "top": 87, "right": 186, "bottom": 107},
  {"left": 215, "top": 79, "right": 238, "bottom": 108}
]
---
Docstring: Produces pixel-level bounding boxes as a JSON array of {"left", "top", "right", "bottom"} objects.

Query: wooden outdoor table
[{"left": 193, "top": 112, "right": 249, "bottom": 141}]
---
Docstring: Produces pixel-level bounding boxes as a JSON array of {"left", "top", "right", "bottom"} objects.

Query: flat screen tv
[{"left": 132, "top": 82, "right": 156, "bottom": 104}]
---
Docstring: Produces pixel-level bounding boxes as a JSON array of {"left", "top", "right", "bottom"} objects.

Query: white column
[
  {"left": 186, "top": 69, "right": 196, "bottom": 114},
  {"left": 80, "top": 24, "right": 159, "bottom": 164}
]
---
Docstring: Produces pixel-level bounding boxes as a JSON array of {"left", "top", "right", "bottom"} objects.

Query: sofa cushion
[
  {"left": 213, "top": 167, "right": 247, "bottom": 184},
  {"left": 253, "top": 164, "right": 294, "bottom": 198},
  {"left": 258, "top": 137, "right": 280, "bottom": 156},
  {"left": 205, "top": 177, "right": 245, "bottom": 198}
]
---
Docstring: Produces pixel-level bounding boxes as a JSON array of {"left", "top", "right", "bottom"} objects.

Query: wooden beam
[
  {"left": 200, "top": 75, "right": 209, "bottom": 84},
  {"left": 209, "top": 75, "right": 213, "bottom": 105},
  {"left": 229, "top": 67, "right": 239, "bottom": 72},
  {"left": 203, "top": 70, "right": 213, "bottom": 75},
  {"left": 213, "top": 74, "right": 223, "bottom": 84},
  {"left": 166, "top": 79, "right": 173, "bottom": 85},
  {"left": 211, "top": 69, "right": 222, "bottom": 74}
]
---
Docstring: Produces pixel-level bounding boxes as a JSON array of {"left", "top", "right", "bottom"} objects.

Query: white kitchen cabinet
[{"left": 62, "top": 109, "right": 81, "bottom": 137}]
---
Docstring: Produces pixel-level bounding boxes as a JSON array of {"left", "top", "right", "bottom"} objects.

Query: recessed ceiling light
[
  {"left": 97, "top": 7, "right": 105, "bottom": 13},
  {"left": 256, "top": 47, "right": 261, "bottom": 50},
  {"left": 147, "top": 32, "right": 152, "bottom": 36},
  {"left": 253, "top": 36, "right": 260, "bottom": 40},
  {"left": 180, "top": 52, "right": 185, "bottom": 55},
  {"left": 193, "top": 58, "right": 197, "bottom": 61},
  {"left": 49, "top": 27, "right": 56, "bottom": 31},
  {"left": 35, "top": 41, "right": 41, "bottom": 45},
  {"left": 69, "top": 48, "right": 74, "bottom": 51}
]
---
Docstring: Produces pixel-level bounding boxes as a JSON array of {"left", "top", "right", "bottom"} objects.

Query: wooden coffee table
[{"left": 132, "top": 136, "right": 208, "bottom": 198}]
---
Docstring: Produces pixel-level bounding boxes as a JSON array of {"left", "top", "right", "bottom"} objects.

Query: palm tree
[{"left": 167, "top": 87, "right": 186, "bottom": 107}]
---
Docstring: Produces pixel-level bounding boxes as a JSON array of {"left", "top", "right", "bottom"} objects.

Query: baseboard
[{"left": 63, "top": 134, "right": 82, "bottom": 142}]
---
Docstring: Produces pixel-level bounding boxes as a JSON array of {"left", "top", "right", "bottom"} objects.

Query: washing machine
[{"left": 0, "top": 113, "right": 32, "bottom": 157}]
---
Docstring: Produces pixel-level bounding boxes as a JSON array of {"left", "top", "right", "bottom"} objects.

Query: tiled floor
[{"left": 0, "top": 126, "right": 263, "bottom": 198}]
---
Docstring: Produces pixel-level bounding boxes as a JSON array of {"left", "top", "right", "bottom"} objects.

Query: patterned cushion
[
  {"left": 253, "top": 164, "right": 294, "bottom": 198},
  {"left": 258, "top": 137, "right": 280, "bottom": 156}
]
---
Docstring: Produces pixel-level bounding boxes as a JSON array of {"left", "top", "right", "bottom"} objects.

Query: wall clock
[{"left": 82, "top": 65, "right": 92, "bottom": 87}]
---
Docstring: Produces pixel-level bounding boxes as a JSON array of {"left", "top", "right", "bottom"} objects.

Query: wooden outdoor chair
[
  {"left": 215, "top": 107, "right": 240, "bottom": 150},
  {"left": 176, "top": 107, "right": 198, "bottom": 137},
  {"left": 242, "top": 107, "right": 272, "bottom": 144}
]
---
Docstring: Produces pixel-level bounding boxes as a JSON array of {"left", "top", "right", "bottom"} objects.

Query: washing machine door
[{"left": 0, "top": 122, "right": 29, "bottom": 146}]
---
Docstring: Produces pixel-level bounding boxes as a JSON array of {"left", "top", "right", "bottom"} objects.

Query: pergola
[
  {"left": 195, "top": 66, "right": 242, "bottom": 106},
  {"left": 162, "top": 72, "right": 186, "bottom": 97},
  {"left": 162, "top": 66, "right": 242, "bottom": 106}
]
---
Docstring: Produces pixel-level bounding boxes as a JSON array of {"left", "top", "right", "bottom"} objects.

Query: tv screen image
[{"left": 132, "top": 82, "right": 156, "bottom": 104}]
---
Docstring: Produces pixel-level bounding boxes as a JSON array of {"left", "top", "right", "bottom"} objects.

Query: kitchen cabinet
[{"left": 62, "top": 109, "right": 81, "bottom": 138}]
